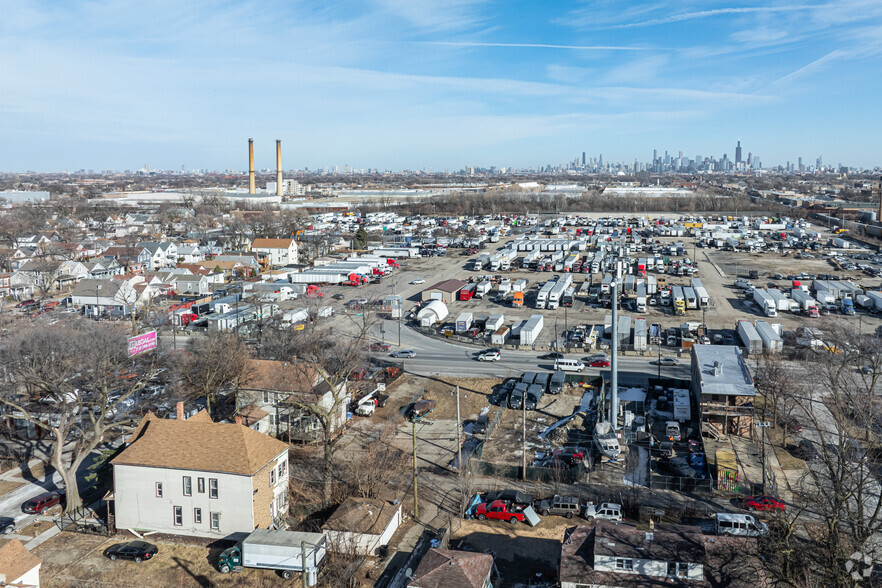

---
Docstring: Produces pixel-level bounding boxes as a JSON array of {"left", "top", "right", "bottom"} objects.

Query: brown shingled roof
[
  {"left": 113, "top": 411, "right": 287, "bottom": 476},
  {"left": 410, "top": 548, "right": 493, "bottom": 588},
  {"left": 0, "top": 539, "right": 42, "bottom": 583},
  {"left": 251, "top": 238, "right": 294, "bottom": 248}
]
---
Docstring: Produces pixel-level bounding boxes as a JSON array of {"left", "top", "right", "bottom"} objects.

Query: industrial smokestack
[
  {"left": 276, "top": 140, "right": 283, "bottom": 196},
  {"left": 248, "top": 138, "right": 256, "bottom": 195}
]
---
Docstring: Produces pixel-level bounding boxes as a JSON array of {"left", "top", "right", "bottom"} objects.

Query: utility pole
[
  {"left": 412, "top": 419, "right": 419, "bottom": 520},
  {"left": 456, "top": 386, "right": 462, "bottom": 472},
  {"left": 301, "top": 541, "right": 308, "bottom": 588},
  {"left": 522, "top": 389, "right": 527, "bottom": 481},
  {"left": 610, "top": 276, "right": 619, "bottom": 428}
]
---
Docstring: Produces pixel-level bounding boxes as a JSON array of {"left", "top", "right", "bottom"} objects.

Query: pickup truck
[{"left": 476, "top": 500, "right": 527, "bottom": 524}]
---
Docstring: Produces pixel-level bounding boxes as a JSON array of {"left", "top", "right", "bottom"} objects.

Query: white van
[
  {"left": 554, "top": 359, "right": 585, "bottom": 372},
  {"left": 715, "top": 513, "right": 769, "bottom": 537}
]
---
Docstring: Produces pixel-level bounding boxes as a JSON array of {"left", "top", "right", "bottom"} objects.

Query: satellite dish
[{"left": 405, "top": 568, "right": 413, "bottom": 579}]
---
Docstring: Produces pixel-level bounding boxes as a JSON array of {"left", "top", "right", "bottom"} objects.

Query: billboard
[{"left": 128, "top": 331, "right": 157, "bottom": 356}]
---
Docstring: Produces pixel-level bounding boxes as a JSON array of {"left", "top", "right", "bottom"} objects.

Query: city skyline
[{"left": 3, "top": 1, "right": 882, "bottom": 171}]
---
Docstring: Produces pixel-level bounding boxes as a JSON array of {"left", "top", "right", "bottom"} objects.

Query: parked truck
[
  {"left": 217, "top": 529, "right": 327, "bottom": 584},
  {"left": 841, "top": 298, "right": 856, "bottom": 315},
  {"left": 753, "top": 289, "right": 778, "bottom": 317},
  {"left": 736, "top": 320, "right": 763, "bottom": 355},
  {"left": 791, "top": 289, "right": 819, "bottom": 317}
]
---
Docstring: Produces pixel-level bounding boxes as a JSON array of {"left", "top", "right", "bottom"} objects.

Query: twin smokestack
[{"left": 248, "top": 138, "right": 283, "bottom": 196}]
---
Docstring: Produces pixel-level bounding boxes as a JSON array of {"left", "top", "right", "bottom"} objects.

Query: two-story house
[
  {"left": 237, "top": 359, "right": 349, "bottom": 443},
  {"left": 250, "top": 238, "right": 298, "bottom": 267},
  {"left": 102, "top": 245, "right": 151, "bottom": 274},
  {"left": 690, "top": 345, "right": 756, "bottom": 437},
  {"left": 111, "top": 404, "right": 289, "bottom": 538}
]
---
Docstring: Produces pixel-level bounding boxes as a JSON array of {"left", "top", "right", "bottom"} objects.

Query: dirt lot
[
  {"left": 453, "top": 518, "right": 572, "bottom": 585},
  {"left": 34, "top": 531, "right": 278, "bottom": 588},
  {"left": 0, "top": 480, "right": 24, "bottom": 496},
  {"left": 372, "top": 374, "right": 501, "bottom": 422}
]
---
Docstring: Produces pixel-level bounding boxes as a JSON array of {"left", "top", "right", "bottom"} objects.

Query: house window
[
  {"left": 263, "top": 391, "right": 269, "bottom": 403},
  {"left": 155, "top": 482, "right": 163, "bottom": 498},
  {"left": 210, "top": 512, "right": 220, "bottom": 530},
  {"left": 279, "top": 460, "right": 287, "bottom": 478},
  {"left": 183, "top": 476, "right": 192, "bottom": 496},
  {"left": 277, "top": 494, "right": 285, "bottom": 512},
  {"left": 174, "top": 506, "right": 182, "bottom": 526},
  {"left": 198, "top": 478, "right": 205, "bottom": 493},
  {"left": 209, "top": 478, "right": 218, "bottom": 499},
  {"left": 615, "top": 558, "right": 634, "bottom": 571},
  {"left": 194, "top": 508, "right": 202, "bottom": 524},
  {"left": 668, "top": 562, "right": 689, "bottom": 578},
  {"left": 271, "top": 501, "right": 277, "bottom": 518}
]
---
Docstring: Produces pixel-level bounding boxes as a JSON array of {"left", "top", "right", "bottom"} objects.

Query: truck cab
[{"left": 217, "top": 545, "right": 243, "bottom": 574}]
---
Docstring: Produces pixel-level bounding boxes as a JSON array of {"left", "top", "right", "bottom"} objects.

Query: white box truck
[
  {"left": 520, "top": 314, "right": 544, "bottom": 346},
  {"left": 217, "top": 529, "right": 327, "bottom": 584}
]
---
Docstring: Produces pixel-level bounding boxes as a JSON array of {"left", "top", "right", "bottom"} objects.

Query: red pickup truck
[{"left": 475, "top": 500, "right": 526, "bottom": 525}]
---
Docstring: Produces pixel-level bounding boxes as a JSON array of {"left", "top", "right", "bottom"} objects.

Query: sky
[{"left": 2, "top": 0, "right": 882, "bottom": 172}]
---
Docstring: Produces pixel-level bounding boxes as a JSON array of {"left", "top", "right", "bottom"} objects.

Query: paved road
[{"left": 381, "top": 321, "right": 692, "bottom": 383}]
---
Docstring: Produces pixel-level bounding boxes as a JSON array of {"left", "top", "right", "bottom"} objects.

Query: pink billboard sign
[{"left": 128, "top": 331, "right": 157, "bottom": 356}]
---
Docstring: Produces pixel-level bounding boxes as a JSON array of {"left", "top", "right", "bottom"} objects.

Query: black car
[
  {"left": 539, "top": 352, "right": 565, "bottom": 360},
  {"left": 105, "top": 541, "right": 158, "bottom": 562},
  {"left": 331, "top": 293, "right": 345, "bottom": 300},
  {"left": 796, "top": 439, "right": 820, "bottom": 461}
]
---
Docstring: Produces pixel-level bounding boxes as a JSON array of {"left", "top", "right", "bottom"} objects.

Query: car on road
[
  {"left": 0, "top": 518, "right": 15, "bottom": 534},
  {"left": 331, "top": 293, "right": 345, "bottom": 300},
  {"left": 795, "top": 439, "right": 820, "bottom": 461},
  {"left": 860, "top": 365, "right": 876, "bottom": 375},
  {"left": 411, "top": 279, "right": 426, "bottom": 285},
  {"left": 478, "top": 350, "right": 501, "bottom": 362},
  {"left": 536, "top": 495, "right": 580, "bottom": 518},
  {"left": 105, "top": 541, "right": 159, "bottom": 563},
  {"left": 475, "top": 500, "right": 527, "bottom": 525},
  {"left": 370, "top": 342, "right": 391, "bottom": 352},
  {"left": 655, "top": 358, "right": 680, "bottom": 366},
  {"left": 582, "top": 502, "right": 623, "bottom": 522},
  {"left": 390, "top": 350, "right": 416, "bottom": 359},
  {"left": 742, "top": 496, "right": 786, "bottom": 512},
  {"left": 539, "top": 352, "right": 565, "bottom": 360},
  {"left": 585, "top": 356, "right": 610, "bottom": 368},
  {"left": 23, "top": 491, "right": 63, "bottom": 514}
]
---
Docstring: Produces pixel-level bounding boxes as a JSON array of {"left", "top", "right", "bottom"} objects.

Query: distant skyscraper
[
  {"left": 582, "top": 152, "right": 586, "bottom": 166},
  {"left": 735, "top": 140, "right": 742, "bottom": 165}
]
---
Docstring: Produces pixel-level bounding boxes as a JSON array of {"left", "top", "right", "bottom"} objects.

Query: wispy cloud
[
  {"left": 419, "top": 41, "right": 650, "bottom": 51},
  {"left": 606, "top": 6, "right": 816, "bottom": 30},
  {"left": 771, "top": 49, "right": 847, "bottom": 85},
  {"left": 371, "top": 0, "right": 487, "bottom": 32}
]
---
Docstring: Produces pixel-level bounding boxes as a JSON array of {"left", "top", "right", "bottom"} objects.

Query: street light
[{"left": 95, "top": 284, "right": 101, "bottom": 320}]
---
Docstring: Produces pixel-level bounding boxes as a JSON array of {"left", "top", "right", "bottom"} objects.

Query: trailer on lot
[
  {"left": 520, "top": 314, "right": 545, "bottom": 346},
  {"left": 755, "top": 320, "right": 783, "bottom": 353},
  {"left": 736, "top": 320, "right": 763, "bottom": 355}
]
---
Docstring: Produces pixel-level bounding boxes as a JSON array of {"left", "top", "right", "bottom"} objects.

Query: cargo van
[
  {"left": 533, "top": 372, "right": 551, "bottom": 393},
  {"left": 554, "top": 359, "right": 585, "bottom": 372},
  {"left": 548, "top": 371, "right": 566, "bottom": 395},
  {"left": 715, "top": 513, "right": 768, "bottom": 537}
]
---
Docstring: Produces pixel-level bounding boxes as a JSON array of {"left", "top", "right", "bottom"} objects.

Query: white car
[
  {"left": 582, "top": 502, "right": 623, "bottom": 522},
  {"left": 411, "top": 279, "right": 426, "bottom": 285},
  {"left": 478, "top": 351, "right": 501, "bottom": 362}
]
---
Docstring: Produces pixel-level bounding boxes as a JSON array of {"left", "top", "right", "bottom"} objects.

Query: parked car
[
  {"left": 795, "top": 439, "right": 820, "bottom": 461},
  {"left": 23, "top": 491, "right": 63, "bottom": 514},
  {"left": 370, "top": 342, "right": 391, "bottom": 352},
  {"left": 105, "top": 541, "right": 159, "bottom": 563},
  {"left": 411, "top": 279, "right": 426, "bottom": 284},
  {"left": 15, "top": 299, "right": 37, "bottom": 309},
  {"left": 475, "top": 500, "right": 526, "bottom": 524},
  {"left": 0, "top": 518, "right": 15, "bottom": 534},
  {"left": 582, "top": 502, "right": 623, "bottom": 522},
  {"left": 536, "top": 495, "right": 580, "bottom": 518},
  {"left": 742, "top": 496, "right": 786, "bottom": 512},
  {"left": 331, "top": 293, "right": 345, "bottom": 300},
  {"left": 553, "top": 446, "right": 587, "bottom": 463},
  {"left": 663, "top": 456, "right": 701, "bottom": 479},
  {"left": 390, "top": 350, "right": 416, "bottom": 359},
  {"left": 478, "top": 350, "right": 501, "bottom": 362},
  {"left": 658, "top": 441, "right": 674, "bottom": 459}
]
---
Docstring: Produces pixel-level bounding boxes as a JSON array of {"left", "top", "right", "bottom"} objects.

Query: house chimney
[
  {"left": 176, "top": 401, "right": 185, "bottom": 421},
  {"left": 275, "top": 140, "right": 283, "bottom": 197},
  {"left": 248, "top": 138, "right": 256, "bottom": 195},
  {"left": 235, "top": 415, "right": 243, "bottom": 425}
]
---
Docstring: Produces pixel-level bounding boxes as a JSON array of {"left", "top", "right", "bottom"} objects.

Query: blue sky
[{"left": 2, "top": 0, "right": 882, "bottom": 171}]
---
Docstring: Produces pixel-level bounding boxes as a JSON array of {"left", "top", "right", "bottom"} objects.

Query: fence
[{"left": 55, "top": 507, "right": 109, "bottom": 536}]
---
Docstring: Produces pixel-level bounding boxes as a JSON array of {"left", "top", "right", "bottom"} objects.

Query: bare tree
[
  {"left": 0, "top": 320, "right": 161, "bottom": 513},
  {"left": 175, "top": 331, "right": 252, "bottom": 418}
]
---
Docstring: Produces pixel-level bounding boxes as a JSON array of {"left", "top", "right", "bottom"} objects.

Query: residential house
[
  {"left": 139, "top": 242, "right": 178, "bottom": 270},
  {"left": 213, "top": 254, "right": 261, "bottom": 273},
  {"left": 177, "top": 245, "right": 205, "bottom": 264},
  {"left": 0, "top": 273, "right": 10, "bottom": 298},
  {"left": 250, "top": 238, "right": 298, "bottom": 267},
  {"left": 175, "top": 275, "right": 211, "bottom": 296},
  {"left": 83, "top": 259, "right": 123, "bottom": 279},
  {"left": 13, "top": 259, "right": 86, "bottom": 293},
  {"left": 237, "top": 359, "right": 350, "bottom": 443},
  {"left": 408, "top": 548, "right": 494, "bottom": 588},
  {"left": 559, "top": 523, "right": 768, "bottom": 588},
  {"left": 690, "top": 345, "right": 756, "bottom": 437},
  {"left": 102, "top": 246, "right": 151, "bottom": 274},
  {"left": 70, "top": 279, "right": 134, "bottom": 317},
  {"left": 111, "top": 404, "right": 289, "bottom": 539},
  {"left": 0, "top": 538, "right": 42, "bottom": 587},
  {"left": 322, "top": 496, "right": 403, "bottom": 556},
  {"left": 7, "top": 272, "right": 34, "bottom": 300}
]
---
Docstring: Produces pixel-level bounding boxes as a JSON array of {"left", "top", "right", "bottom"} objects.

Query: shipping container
[
  {"left": 633, "top": 318, "right": 648, "bottom": 351},
  {"left": 455, "top": 312, "right": 473, "bottom": 333}
]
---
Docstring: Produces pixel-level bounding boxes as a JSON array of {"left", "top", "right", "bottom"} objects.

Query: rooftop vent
[
  {"left": 645, "top": 532, "right": 654, "bottom": 541},
  {"left": 713, "top": 361, "right": 723, "bottom": 377}
]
